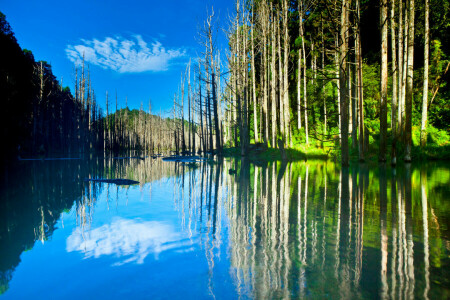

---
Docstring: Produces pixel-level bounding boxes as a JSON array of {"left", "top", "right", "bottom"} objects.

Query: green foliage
[
  {"left": 0, "top": 282, "right": 8, "bottom": 295},
  {"left": 427, "top": 125, "right": 450, "bottom": 146},
  {"left": 412, "top": 125, "right": 450, "bottom": 160},
  {"left": 362, "top": 63, "right": 380, "bottom": 121},
  {"left": 428, "top": 40, "right": 450, "bottom": 129}
]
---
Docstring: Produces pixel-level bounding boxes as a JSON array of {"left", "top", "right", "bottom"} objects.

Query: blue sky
[{"left": 2, "top": 0, "right": 233, "bottom": 115}]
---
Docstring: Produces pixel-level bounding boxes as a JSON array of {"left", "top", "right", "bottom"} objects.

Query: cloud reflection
[{"left": 66, "top": 218, "right": 189, "bottom": 265}]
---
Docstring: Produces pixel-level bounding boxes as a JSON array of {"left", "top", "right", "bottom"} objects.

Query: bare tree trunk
[
  {"left": 282, "top": 0, "right": 290, "bottom": 146},
  {"left": 356, "top": 0, "right": 364, "bottom": 161},
  {"left": 420, "top": 0, "right": 429, "bottom": 147},
  {"left": 262, "top": 3, "right": 269, "bottom": 146},
  {"left": 212, "top": 71, "right": 221, "bottom": 154},
  {"left": 188, "top": 61, "right": 191, "bottom": 153},
  {"left": 173, "top": 95, "right": 178, "bottom": 154},
  {"left": 191, "top": 67, "right": 196, "bottom": 153},
  {"left": 105, "top": 91, "right": 109, "bottom": 151},
  {"left": 114, "top": 93, "right": 118, "bottom": 151},
  {"left": 297, "top": 47, "right": 302, "bottom": 130},
  {"left": 335, "top": 35, "right": 341, "bottom": 145},
  {"left": 181, "top": 73, "right": 186, "bottom": 154},
  {"left": 198, "top": 62, "right": 205, "bottom": 153},
  {"left": 271, "top": 6, "right": 278, "bottom": 148},
  {"left": 340, "top": 0, "right": 350, "bottom": 166},
  {"left": 207, "top": 88, "right": 213, "bottom": 153},
  {"left": 148, "top": 100, "right": 152, "bottom": 153},
  {"left": 380, "top": 0, "right": 388, "bottom": 162},
  {"left": 232, "top": 45, "right": 238, "bottom": 148},
  {"left": 391, "top": 0, "right": 398, "bottom": 164},
  {"left": 397, "top": 0, "right": 404, "bottom": 136},
  {"left": 251, "top": 8, "right": 258, "bottom": 143},
  {"left": 321, "top": 16, "right": 326, "bottom": 135},
  {"left": 235, "top": 8, "right": 242, "bottom": 152},
  {"left": 241, "top": 12, "right": 249, "bottom": 156},
  {"left": 404, "top": 0, "right": 415, "bottom": 162},
  {"left": 400, "top": 2, "right": 408, "bottom": 140},
  {"left": 217, "top": 54, "right": 223, "bottom": 151},
  {"left": 277, "top": 13, "right": 285, "bottom": 140},
  {"left": 300, "top": 1, "right": 309, "bottom": 145},
  {"left": 349, "top": 56, "right": 353, "bottom": 138},
  {"left": 204, "top": 13, "right": 221, "bottom": 155},
  {"left": 351, "top": 57, "right": 357, "bottom": 150}
]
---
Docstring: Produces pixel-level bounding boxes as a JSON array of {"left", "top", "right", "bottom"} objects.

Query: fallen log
[
  {"left": 84, "top": 178, "right": 139, "bottom": 185},
  {"left": 162, "top": 155, "right": 205, "bottom": 162}
]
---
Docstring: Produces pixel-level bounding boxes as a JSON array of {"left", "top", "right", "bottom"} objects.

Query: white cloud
[
  {"left": 66, "top": 218, "right": 194, "bottom": 265},
  {"left": 66, "top": 35, "right": 185, "bottom": 73}
]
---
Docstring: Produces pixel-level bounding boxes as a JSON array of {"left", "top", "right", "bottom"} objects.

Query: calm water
[{"left": 1, "top": 157, "right": 449, "bottom": 299}]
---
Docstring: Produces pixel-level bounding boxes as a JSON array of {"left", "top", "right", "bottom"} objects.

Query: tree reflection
[
  {"left": 180, "top": 159, "right": 449, "bottom": 298},
  {"left": 1, "top": 158, "right": 449, "bottom": 298}
]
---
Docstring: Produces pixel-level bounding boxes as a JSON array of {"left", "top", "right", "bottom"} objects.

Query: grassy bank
[{"left": 222, "top": 125, "right": 450, "bottom": 163}]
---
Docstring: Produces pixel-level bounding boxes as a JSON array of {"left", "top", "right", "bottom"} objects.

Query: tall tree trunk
[
  {"left": 114, "top": 93, "right": 118, "bottom": 151},
  {"left": 380, "top": 0, "right": 388, "bottom": 162},
  {"left": 297, "top": 47, "right": 302, "bottom": 130},
  {"left": 278, "top": 13, "right": 285, "bottom": 140},
  {"left": 251, "top": 9, "right": 258, "bottom": 143},
  {"left": 398, "top": 0, "right": 404, "bottom": 137},
  {"left": 351, "top": 57, "right": 358, "bottom": 150},
  {"left": 217, "top": 54, "right": 223, "bottom": 151},
  {"left": 401, "top": 2, "right": 408, "bottom": 139},
  {"left": 241, "top": 15, "right": 249, "bottom": 156},
  {"left": 391, "top": 0, "right": 398, "bottom": 165},
  {"left": 282, "top": 0, "right": 290, "bottom": 146},
  {"left": 236, "top": 14, "right": 242, "bottom": 152},
  {"left": 198, "top": 63, "right": 205, "bottom": 153},
  {"left": 349, "top": 57, "right": 353, "bottom": 137},
  {"left": 321, "top": 16, "right": 326, "bottom": 135},
  {"left": 300, "top": 1, "right": 309, "bottom": 145},
  {"left": 207, "top": 89, "right": 213, "bottom": 153},
  {"left": 356, "top": 0, "right": 364, "bottom": 161},
  {"left": 207, "top": 18, "right": 221, "bottom": 154},
  {"left": 181, "top": 73, "right": 186, "bottom": 154},
  {"left": 191, "top": 69, "right": 196, "bottom": 153},
  {"left": 188, "top": 61, "right": 191, "bottom": 153},
  {"left": 420, "top": 0, "right": 429, "bottom": 147},
  {"left": 340, "top": 0, "right": 350, "bottom": 166},
  {"left": 335, "top": 35, "right": 341, "bottom": 145},
  {"left": 271, "top": 6, "right": 278, "bottom": 148},
  {"left": 404, "top": 0, "right": 415, "bottom": 162},
  {"left": 105, "top": 91, "right": 109, "bottom": 151},
  {"left": 232, "top": 47, "right": 238, "bottom": 148},
  {"left": 262, "top": 3, "right": 269, "bottom": 146},
  {"left": 212, "top": 72, "right": 221, "bottom": 154}
]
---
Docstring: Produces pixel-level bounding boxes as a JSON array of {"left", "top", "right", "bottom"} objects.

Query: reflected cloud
[{"left": 66, "top": 218, "right": 190, "bottom": 265}]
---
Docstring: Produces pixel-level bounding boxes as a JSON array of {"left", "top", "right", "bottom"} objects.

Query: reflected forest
[
  {"left": 1, "top": 0, "right": 450, "bottom": 298},
  {"left": 1, "top": 158, "right": 449, "bottom": 297}
]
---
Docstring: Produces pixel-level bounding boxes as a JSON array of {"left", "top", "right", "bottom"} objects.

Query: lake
[{"left": 1, "top": 157, "right": 449, "bottom": 299}]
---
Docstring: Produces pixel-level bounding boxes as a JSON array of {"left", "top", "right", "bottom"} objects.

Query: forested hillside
[
  {"left": 102, "top": 107, "right": 176, "bottom": 153},
  {"left": 0, "top": 12, "right": 175, "bottom": 160},
  {"left": 0, "top": 12, "right": 103, "bottom": 159}
]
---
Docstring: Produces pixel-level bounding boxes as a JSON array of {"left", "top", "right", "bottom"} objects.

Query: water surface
[{"left": 1, "top": 157, "right": 449, "bottom": 298}]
